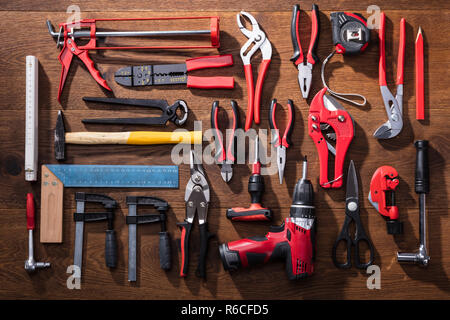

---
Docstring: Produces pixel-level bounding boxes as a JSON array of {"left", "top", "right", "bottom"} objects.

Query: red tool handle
[
  {"left": 378, "top": 12, "right": 387, "bottom": 86},
  {"left": 416, "top": 28, "right": 424, "bottom": 120},
  {"left": 269, "top": 99, "right": 295, "bottom": 149},
  {"left": 187, "top": 76, "right": 234, "bottom": 89},
  {"left": 244, "top": 64, "right": 255, "bottom": 131},
  {"left": 290, "top": 4, "right": 304, "bottom": 66},
  {"left": 77, "top": 50, "right": 112, "bottom": 92},
  {"left": 177, "top": 221, "right": 192, "bottom": 277},
  {"left": 226, "top": 203, "right": 272, "bottom": 221},
  {"left": 254, "top": 59, "right": 271, "bottom": 125},
  {"left": 27, "top": 193, "right": 35, "bottom": 231},
  {"left": 307, "top": 4, "right": 320, "bottom": 65},
  {"left": 57, "top": 46, "right": 74, "bottom": 103},
  {"left": 396, "top": 18, "right": 406, "bottom": 85},
  {"left": 185, "top": 54, "right": 233, "bottom": 72}
]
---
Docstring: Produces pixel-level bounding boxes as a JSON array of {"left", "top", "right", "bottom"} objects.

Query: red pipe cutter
[
  {"left": 369, "top": 166, "right": 403, "bottom": 234},
  {"left": 308, "top": 88, "right": 354, "bottom": 188}
]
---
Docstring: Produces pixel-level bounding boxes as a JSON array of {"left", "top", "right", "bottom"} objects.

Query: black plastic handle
[
  {"left": 415, "top": 140, "right": 429, "bottom": 194},
  {"left": 195, "top": 223, "right": 211, "bottom": 279},
  {"left": 309, "top": 4, "right": 320, "bottom": 64},
  {"left": 284, "top": 99, "right": 295, "bottom": 147},
  {"left": 159, "top": 231, "right": 171, "bottom": 270},
  {"left": 290, "top": 4, "right": 302, "bottom": 65},
  {"left": 105, "top": 229, "right": 117, "bottom": 268}
]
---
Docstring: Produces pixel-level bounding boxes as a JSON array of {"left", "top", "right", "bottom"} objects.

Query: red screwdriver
[{"left": 226, "top": 135, "right": 272, "bottom": 221}]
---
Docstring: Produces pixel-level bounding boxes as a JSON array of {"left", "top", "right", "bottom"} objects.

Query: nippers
[
  {"left": 82, "top": 97, "right": 188, "bottom": 126},
  {"left": 237, "top": 11, "right": 272, "bottom": 131},
  {"left": 178, "top": 151, "right": 212, "bottom": 278},
  {"left": 115, "top": 55, "right": 235, "bottom": 89},
  {"left": 211, "top": 100, "right": 240, "bottom": 183},
  {"left": 374, "top": 13, "right": 405, "bottom": 139},
  {"left": 308, "top": 88, "right": 354, "bottom": 188},
  {"left": 290, "top": 4, "right": 320, "bottom": 99},
  {"left": 269, "top": 99, "right": 295, "bottom": 184}
]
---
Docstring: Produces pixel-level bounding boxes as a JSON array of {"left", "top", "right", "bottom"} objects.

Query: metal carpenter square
[{"left": 45, "top": 165, "right": 178, "bottom": 188}]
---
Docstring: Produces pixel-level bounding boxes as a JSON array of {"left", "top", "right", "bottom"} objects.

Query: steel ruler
[{"left": 25, "top": 56, "right": 39, "bottom": 181}]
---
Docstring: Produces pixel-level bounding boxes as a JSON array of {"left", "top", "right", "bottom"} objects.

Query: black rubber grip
[
  {"left": 249, "top": 175, "right": 264, "bottom": 204},
  {"left": 105, "top": 229, "right": 117, "bottom": 268},
  {"left": 159, "top": 231, "right": 171, "bottom": 270},
  {"left": 290, "top": 4, "right": 301, "bottom": 64},
  {"left": 415, "top": 140, "right": 429, "bottom": 194},
  {"left": 195, "top": 223, "right": 211, "bottom": 279},
  {"left": 226, "top": 208, "right": 272, "bottom": 221},
  {"left": 285, "top": 99, "right": 295, "bottom": 147},
  {"left": 309, "top": 4, "right": 320, "bottom": 64}
]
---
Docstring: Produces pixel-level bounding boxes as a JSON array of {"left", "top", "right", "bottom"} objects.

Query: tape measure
[
  {"left": 25, "top": 56, "right": 39, "bottom": 181},
  {"left": 330, "top": 12, "right": 370, "bottom": 55},
  {"left": 44, "top": 164, "right": 179, "bottom": 188}
]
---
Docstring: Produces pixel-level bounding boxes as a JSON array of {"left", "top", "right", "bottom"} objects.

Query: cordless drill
[{"left": 219, "top": 157, "right": 316, "bottom": 280}]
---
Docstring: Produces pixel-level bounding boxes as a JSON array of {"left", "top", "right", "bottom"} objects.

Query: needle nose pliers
[
  {"left": 269, "top": 99, "right": 295, "bottom": 184},
  {"left": 290, "top": 4, "right": 320, "bottom": 99},
  {"left": 178, "top": 151, "right": 212, "bottom": 278},
  {"left": 374, "top": 13, "right": 405, "bottom": 139},
  {"left": 211, "top": 100, "right": 240, "bottom": 182},
  {"left": 237, "top": 11, "right": 272, "bottom": 131}
]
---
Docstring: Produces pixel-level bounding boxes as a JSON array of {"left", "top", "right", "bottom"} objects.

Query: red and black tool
[
  {"left": 269, "top": 99, "right": 295, "bottom": 184},
  {"left": 290, "top": 4, "right": 320, "bottom": 99},
  {"left": 47, "top": 16, "right": 221, "bottom": 103},
  {"left": 226, "top": 135, "right": 272, "bottom": 221},
  {"left": 211, "top": 100, "right": 240, "bottom": 182},
  {"left": 115, "top": 55, "right": 234, "bottom": 89},
  {"left": 369, "top": 166, "right": 403, "bottom": 235},
  {"left": 220, "top": 157, "right": 316, "bottom": 280},
  {"left": 308, "top": 88, "right": 354, "bottom": 188}
]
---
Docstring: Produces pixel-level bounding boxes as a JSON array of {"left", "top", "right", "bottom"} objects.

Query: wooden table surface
[{"left": 0, "top": 0, "right": 449, "bottom": 300}]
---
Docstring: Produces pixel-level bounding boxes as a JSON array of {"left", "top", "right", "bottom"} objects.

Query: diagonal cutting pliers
[
  {"left": 290, "top": 4, "right": 320, "bottom": 99},
  {"left": 81, "top": 97, "right": 189, "bottom": 126},
  {"left": 211, "top": 100, "right": 240, "bottom": 182},
  {"left": 269, "top": 99, "right": 295, "bottom": 184},
  {"left": 374, "top": 13, "right": 405, "bottom": 139},
  {"left": 237, "top": 11, "right": 272, "bottom": 131},
  {"left": 178, "top": 151, "right": 212, "bottom": 278}
]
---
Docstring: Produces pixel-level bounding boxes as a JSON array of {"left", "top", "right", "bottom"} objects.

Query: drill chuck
[{"left": 290, "top": 157, "right": 315, "bottom": 219}]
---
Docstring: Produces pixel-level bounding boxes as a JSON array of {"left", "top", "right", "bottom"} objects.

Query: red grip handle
[
  {"left": 396, "top": 18, "right": 406, "bottom": 85},
  {"left": 187, "top": 76, "right": 234, "bottom": 89},
  {"left": 244, "top": 64, "right": 255, "bottom": 131},
  {"left": 379, "top": 12, "right": 387, "bottom": 86},
  {"left": 185, "top": 54, "right": 233, "bottom": 72},
  {"left": 254, "top": 59, "right": 271, "bottom": 125},
  {"left": 26, "top": 193, "right": 35, "bottom": 230},
  {"left": 415, "top": 29, "right": 424, "bottom": 120},
  {"left": 77, "top": 50, "right": 112, "bottom": 91}
]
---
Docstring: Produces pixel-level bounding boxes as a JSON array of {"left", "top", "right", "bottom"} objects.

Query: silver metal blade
[
  {"left": 277, "top": 147, "right": 286, "bottom": 184},
  {"left": 221, "top": 163, "right": 233, "bottom": 182},
  {"left": 128, "top": 204, "right": 137, "bottom": 282},
  {"left": 368, "top": 191, "right": 379, "bottom": 212},
  {"left": 346, "top": 160, "right": 359, "bottom": 202},
  {"left": 297, "top": 64, "right": 312, "bottom": 99},
  {"left": 74, "top": 200, "right": 85, "bottom": 279}
]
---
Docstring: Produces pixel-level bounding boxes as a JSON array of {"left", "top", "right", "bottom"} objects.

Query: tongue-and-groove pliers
[
  {"left": 290, "top": 4, "right": 320, "bottom": 99},
  {"left": 237, "top": 11, "right": 272, "bottom": 131}
]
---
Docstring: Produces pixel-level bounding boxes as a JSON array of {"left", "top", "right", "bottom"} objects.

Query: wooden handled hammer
[{"left": 54, "top": 111, "right": 202, "bottom": 160}]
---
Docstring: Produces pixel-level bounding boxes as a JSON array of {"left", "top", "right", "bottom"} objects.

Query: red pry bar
[{"left": 415, "top": 27, "right": 424, "bottom": 120}]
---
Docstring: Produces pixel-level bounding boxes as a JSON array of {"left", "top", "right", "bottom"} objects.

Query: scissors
[{"left": 332, "top": 160, "right": 375, "bottom": 269}]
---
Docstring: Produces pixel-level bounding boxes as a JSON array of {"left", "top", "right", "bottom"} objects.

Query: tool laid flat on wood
[
  {"left": 269, "top": 99, "right": 295, "bottom": 184},
  {"left": 211, "top": 100, "right": 240, "bottom": 182},
  {"left": 290, "top": 4, "right": 320, "bottom": 99},
  {"left": 415, "top": 28, "right": 425, "bottom": 120},
  {"left": 82, "top": 97, "right": 188, "bottom": 126},
  {"left": 308, "top": 88, "right": 354, "bottom": 188},
  {"left": 237, "top": 11, "right": 272, "bottom": 131},
  {"left": 178, "top": 151, "right": 212, "bottom": 278},
  {"left": 73, "top": 192, "right": 118, "bottom": 280},
  {"left": 25, "top": 56, "right": 39, "bottom": 181},
  {"left": 332, "top": 161, "right": 375, "bottom": 269},
  {"left": 226, "top": 136, "right": 272, "bottom": 221},
  {"left": 374, "top": 13, "right": 405, "bottom": 139},
  {"left": 126, "top": 196, "right": 171, "bottom": 282},
  {"left": 46, "top": 16, "right": 220, "bottom": 102},
  {"left": 115, "top": 55, "right": 234, "bottom": 89},
  {"left": 40, "top": 164, "right": 178, "bottom": 243},
  {"left": 55, "top": 110, "right": 201, "bottom": 160},
  {"left": 369, "top": 166, "right": 403, "bottom": 235}
]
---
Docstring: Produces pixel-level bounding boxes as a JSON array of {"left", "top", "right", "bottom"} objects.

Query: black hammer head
[{"left": 54, "top": 110, "right": 66, "bottom": 161}]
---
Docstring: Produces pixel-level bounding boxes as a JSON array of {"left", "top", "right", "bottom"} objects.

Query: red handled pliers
[
  {"left": 269, "top": 99, "right": 295, "bottom": 184},
  {"left": 211, "top": 100, "right": 240, "bottom": 182},
  {"left": 290, "top": 4, "right": 320, "bottom": 99},
  {"left": 237, "top": 11, "right": 272, "bottom": 131}
]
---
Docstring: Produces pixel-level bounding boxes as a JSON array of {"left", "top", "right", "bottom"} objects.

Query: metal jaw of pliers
[
  {"left": 178, "top": 151, "right": 212, "bottom": 278},
  {"left": 237, "top": 11, "right": 272, "bottom": 131},
  {"left": 308, "top": 88, "right": 354, "bottom": 189},
  {"left": 374, "top": 13, "right": 405, "bottom": 139},
  {"left": 290, "top": 4, "right": 320, "bottom": 99},
  {"left": 269, "top": 99, "right": 295, "bottom": 184},
  {"left": 81, "top": 97, "right": 188, "bottom": 126},
  {"left": 211, "top": 100, "right": 239, "bottom": 182}
]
